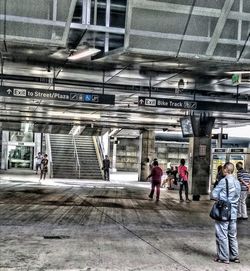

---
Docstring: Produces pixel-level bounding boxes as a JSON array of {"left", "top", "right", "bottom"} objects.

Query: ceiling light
[
  {"left": 129, "top": 117, "right": 178, "bottom": 124},
  {"left": 68, "top": 48, "right": 101, "bottom": 60},
  {"left": 226, "top": 71, "right": 250, "bottom": 74},
  {"left": 48, "top": 111, "right": 101, "bottom": 120}
]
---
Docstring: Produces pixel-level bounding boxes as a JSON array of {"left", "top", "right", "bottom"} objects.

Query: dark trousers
[
  {"left": 104, "top": 168, "right": 110, "bottom": 181},
  {"left": 179, "top": 181, "right": 189, "bottom": 200},
  {"left": 149, "top": 180, "right": 161, "bottom": 200}
]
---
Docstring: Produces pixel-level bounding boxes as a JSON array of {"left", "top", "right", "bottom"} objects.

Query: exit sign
[
  {"left": 212, "top": 134, "right": 228, "bottom": 140},
  {"left": 232, "top": 74, "right": 241, "bottom": 85}
]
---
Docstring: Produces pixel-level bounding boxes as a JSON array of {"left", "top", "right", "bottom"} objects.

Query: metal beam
[
  {"left": 129, "top": 29, "right": 250, "bottom": 47},
  {"left": 62, "top": 0, "right": 78, "bottom": 45},
  {"left": 131, "top": 0, "right": 250, "bottom": 22},
  {"left": 206, "top": 0, "right": 235, "bottom": 56},
  {"left": 105, "top": 0, "right": 111, "bottom": 53}
]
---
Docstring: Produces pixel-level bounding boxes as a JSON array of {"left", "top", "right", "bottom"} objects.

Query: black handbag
[{"left": 210, "top": 178, "right": 231, "bottom": 221}]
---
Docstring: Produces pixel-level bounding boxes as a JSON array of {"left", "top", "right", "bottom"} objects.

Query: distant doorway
[{"left": 8, "top": 145, "right": 33, "bottom": 170}]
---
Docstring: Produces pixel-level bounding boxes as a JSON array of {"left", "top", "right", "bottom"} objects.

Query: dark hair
[
  {"left": 153, "top": 160, "right": 158, "bottom": 166},
  {"left": 236, "top": 161, "right": 243, "bottom": 168},
  {"left": 180, "top": 159, "right": 185, "bottom": 165}
]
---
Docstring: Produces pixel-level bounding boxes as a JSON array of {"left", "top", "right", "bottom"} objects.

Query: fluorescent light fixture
[
  {"left": 68, "top": 48, "right": 101, "bottom": 60},
  {"left": 226, "top": 71, "right": 250, "bottom": 74},
  {"left": 48, "top": 111, "right": 101, "bottom": 120},
  {"left": 129, "top": 117, "right": 178, "bottom": 124}
]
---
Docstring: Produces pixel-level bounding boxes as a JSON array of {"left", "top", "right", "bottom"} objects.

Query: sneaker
[
  {"left": 214, "top": 257, "right": 229, "bottom": 264},
  {"left": 186, "top": 199, "right": 191, "bottom": 203},
  {"left": 230, "top": 258, "right": 240, "bottom": 263},
  {"left": 180, "top": 199, "right": 184, "bottom": 202},
  {"left": 148, "top": 195, "right": 153, "bottom": 200},
  {"left": 156, "top": 198, "right": 159, "bottom": 202}
]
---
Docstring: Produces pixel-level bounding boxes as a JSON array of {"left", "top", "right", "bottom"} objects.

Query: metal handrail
[
  {"left": 45, "top": 133, "right": 53, "bottom": 178},
  {"left": 93, "top": 136, "right": 104, "bottom": 179},
  {"left": 72, "top": 135, "right": 81, "bottom": 179}
]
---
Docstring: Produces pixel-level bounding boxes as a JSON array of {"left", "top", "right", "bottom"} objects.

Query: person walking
[
  {"left": 102, "top": 155, "right": 111, "bottom": 181},
  {"left": 236, "top": 161, "right": 250, "bottom": 220},
  {"left": 35, "top": 152, "right": 43, "bottom": 174},
  {"left": 40, "top": 154, "right": 49, "bottom": 182},
  {"left": 178, "top": 159, "right": 190, "bottom": 202},
  {"left": 211, "top": 162, "right": 241, "bottom": 264},
  {"left": 146, "top": 160, "right": 163, "bottom": 202}
]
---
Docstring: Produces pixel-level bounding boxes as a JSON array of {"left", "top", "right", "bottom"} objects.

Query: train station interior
[{"left": 0, "top": 1, "right": 250, "bottom": 270}]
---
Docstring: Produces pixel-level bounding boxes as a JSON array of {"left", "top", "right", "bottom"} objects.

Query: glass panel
[
  {"left": 212, "top": 154, "right": 226, "bottom": 184},
  {"left": 9, "top": 131, "right": 33, "bottom": 142},
  {"left": 8, "top": 146, "right": 33, "bottom": 169}
]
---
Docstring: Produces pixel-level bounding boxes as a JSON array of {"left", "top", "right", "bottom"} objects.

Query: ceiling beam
[
  {"left": 131, "top": 0, "right": 250, "bottom": 22},
  {"left": 206, "top": 0, "right": 235, "bottom": 56}
]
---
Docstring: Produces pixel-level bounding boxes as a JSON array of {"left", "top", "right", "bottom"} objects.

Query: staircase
[
  {"left": 74, "top": 136, "right": 103, "bottom": 179},
  {"left": 50, "top": 134, "right": 77, "bottom": 178},
  {"left": 50, "top": 134, "right": 102, "bottom": 179}
]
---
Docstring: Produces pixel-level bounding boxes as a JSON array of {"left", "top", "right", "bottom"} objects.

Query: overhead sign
[
  {"left": 232, "top": 74, "right": 241, "bottom": 85},
  {"left": 212, "top": 134, "right": 228, "bottom": 140},
  {"left": 138, "top": 96, "right": 248, "bottom": 113},
  {"left": 0, "top": 86, "right": 115, "bottom": 105},
  {"left": 138, "top": 97, "right": 197, "bottom": 110}
]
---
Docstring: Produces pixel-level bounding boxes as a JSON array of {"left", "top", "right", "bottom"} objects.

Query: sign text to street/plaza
[
  {"left": 0, "top": 86, "right": 115, "bottom": 105},
  {"left": 138, "top": 96, "right": 248, "bottom": 113}
]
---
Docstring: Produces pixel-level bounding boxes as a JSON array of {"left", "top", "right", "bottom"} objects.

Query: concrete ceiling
[{"left": 1, "top": 0, "right": 250, "bottom": 135}]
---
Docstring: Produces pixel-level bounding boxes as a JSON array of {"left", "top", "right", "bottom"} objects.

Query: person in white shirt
[{"left": 35, "top": 152, "right": 43, "bottom": 174}]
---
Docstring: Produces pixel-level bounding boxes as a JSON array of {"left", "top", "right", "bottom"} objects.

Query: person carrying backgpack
[{"left": 236, "top": 162, "right": 250, "bottom": 220}]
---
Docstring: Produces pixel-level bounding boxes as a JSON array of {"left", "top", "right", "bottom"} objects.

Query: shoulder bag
[{"left": 209, "top": 178, "right": 231, "bottom": 221}]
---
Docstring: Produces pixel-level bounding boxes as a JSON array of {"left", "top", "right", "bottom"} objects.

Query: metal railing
[
  {"left": 45, "top": 133, "right": 53, "bottom": 178},
  {"left": 72, "top": 135, "right": 81, "bottom": 179},
  {"left": 93, "top": 136, "right": 104, "bottom": 179}
]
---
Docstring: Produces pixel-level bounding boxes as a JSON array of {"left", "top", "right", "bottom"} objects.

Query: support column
[
  {"left": 188, "top": 115, "right": 215, "bottom": 200},
  {"left": 112, "top": 137, "right": 117, "bottom": 172},
  {"left": 1, "top": 131, "right": 9, "bottom": 170},
  {"left": 33, "top": 133, "right": 42, "bottom": 170},
  {"left": 189, "top": 137, "right": 212, "bottom": 198},
  {"left": 138, "top": 130, "right": 155, "bottom": 182}
]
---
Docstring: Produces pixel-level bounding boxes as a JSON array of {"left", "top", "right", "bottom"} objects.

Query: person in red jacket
[
  {"left": 178, "top": 158, "right": 190, "bottom": 202},
  {"left": 146, "top": 160, "right": 163, "bottom": 202}
]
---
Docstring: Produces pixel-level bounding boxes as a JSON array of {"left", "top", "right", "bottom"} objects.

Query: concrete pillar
[
  {"left": 189, "top": 137, "right": 212, "bottom": 198},
  {"left": 112, "top": 137, "right": 117, "bottom": 172},
  {"left": 33, "top": 133, "right": 42, "bottom": 170},
  {"left": 1, "top": 131, "right": 9, "bottom": 170},
  {"left": 188, "top": 115, "right": 215, "bottom": 199},
  {"left": 138, "top": 130, "right": 155, "bottom": 182}
]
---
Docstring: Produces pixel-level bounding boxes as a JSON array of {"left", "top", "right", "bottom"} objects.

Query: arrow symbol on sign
[
  {"left": 139, "top": 99, "right": 144, "bottom": 105},
  {"left": 7, "top": 89, "right": 12, "bottom": 95}
]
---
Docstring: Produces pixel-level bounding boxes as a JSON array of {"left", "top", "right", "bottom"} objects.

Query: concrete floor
[{"left": 0, "top": 171, "right": 249, "bottom": 271}]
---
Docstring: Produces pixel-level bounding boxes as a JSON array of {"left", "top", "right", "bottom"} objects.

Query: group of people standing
[
  {"left": 147, "top": 158, "right": 249, "bottom": 264},
  {"left": 146, "top": 158, "right": 190, "bottom": 202},
  {"left": 35, "top": 152, "right": 49, "bottom": 182},
  {"left": 215, "top": 161, "right": 249, "bottom": 221},
  {"left": 211, "top": 161, "right": 250, "bottom": 264}
]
